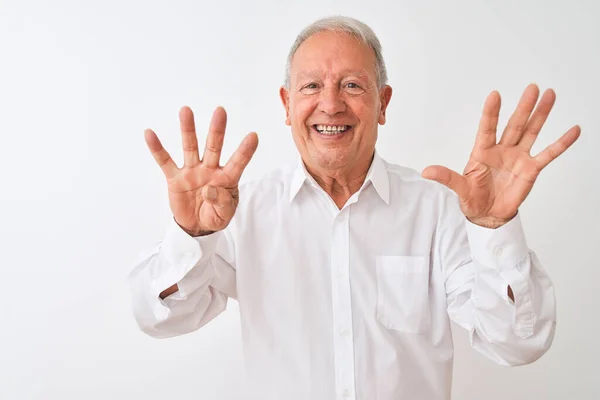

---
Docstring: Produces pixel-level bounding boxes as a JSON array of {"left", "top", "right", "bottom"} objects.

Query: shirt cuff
[
  {"left": 465, "top": 212, "right": 529, "bottom": 274},
  {"left": 151, "top": 218, "right": 223, "bottom": 298}
]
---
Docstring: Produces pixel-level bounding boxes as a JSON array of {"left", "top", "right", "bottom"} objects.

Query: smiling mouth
[{"left": 311, "top": 124, "right": 352, "bottom": 136}]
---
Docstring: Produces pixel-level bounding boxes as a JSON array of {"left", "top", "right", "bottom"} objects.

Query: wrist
[
  {"left": 467, "top": 213, "right": 516, "bottom": 229},
  {"left": 174, "top": 218, "right": 216, "bottom": 237},
  {"left": 188, "top": 229, "right": 216, "bottom": 237}
]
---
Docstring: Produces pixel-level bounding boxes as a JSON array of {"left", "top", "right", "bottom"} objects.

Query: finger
[
  {"left": 422, "top": 165, "right": 469, "bottom": 199},
  {"left": 144, "top": 129, "right": 178, "bottom": 179},
  {"left": 473, "top": 91, "right": 501, "bottom": 151},
  {"left": 499, "top": 83, "right": 540, "bottom": 146},
  {"left": 179, "top": 106, "right": 200, "bottom": 167},
  {"left": 534, "top": 125, "right": 581, "bottom": 169},
  {"left": 202, "top": 185, "right": 236, "bottom": 222},
  {"left": 518, "top": 89, "right": 556, "bottom": 151},
  {"left": 223, "top": 132, "right": 259, "bottom": 182},
  {"left": 202, "top": 107, "right": 227, "bottom": 169}
]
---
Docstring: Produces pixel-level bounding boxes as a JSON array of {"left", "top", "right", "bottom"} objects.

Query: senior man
[{"left": 129, "top": 16, "right": 580, "bottom": 400}]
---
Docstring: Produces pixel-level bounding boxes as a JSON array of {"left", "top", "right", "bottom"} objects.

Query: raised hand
[
  {"left": 144, "top": 106, "right": 259, "bottom": 236},
  {"left": 422, "top": 84, "right": 580, "bottom": 228}
]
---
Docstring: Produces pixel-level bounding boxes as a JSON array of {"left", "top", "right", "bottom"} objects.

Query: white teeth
[{"left": 315, "top": 124, "right": 348, "bottom": 134}]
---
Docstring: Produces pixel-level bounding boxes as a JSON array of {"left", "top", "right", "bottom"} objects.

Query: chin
[{"left": 310, "top": 148, "right": 352, "bottom": 170}]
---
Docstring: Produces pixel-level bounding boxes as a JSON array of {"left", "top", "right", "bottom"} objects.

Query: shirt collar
[{"left": 288, "top": 150, "right": 390, "bottom": 204}]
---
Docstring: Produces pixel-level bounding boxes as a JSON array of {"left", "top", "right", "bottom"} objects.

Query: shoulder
[
  {"left": 382, "top": 158, "right": 464, "bottom": 229},
  {"left": 383, "top": 158, "right": 453, "bottom": 200},
  {"left": 237, "top": 163, "right": 296, "bottom": 203}
]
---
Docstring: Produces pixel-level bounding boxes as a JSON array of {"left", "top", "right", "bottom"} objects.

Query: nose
[{"left": 318, "top": 86, "right": 346, "bottom": 116}]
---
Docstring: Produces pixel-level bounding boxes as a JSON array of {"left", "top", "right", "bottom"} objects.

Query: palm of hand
[
  {"left": 145, "top": 106, "right": 258, "bottom": 235},
  {"left": 459, "top": 145, "right": 540, "bottom": 221},
  {"left": 166, "top": 165, "right": 239, "bottom": 233},
  {"left": 423, "top": 84, "right": 580, "bottom": 228}
]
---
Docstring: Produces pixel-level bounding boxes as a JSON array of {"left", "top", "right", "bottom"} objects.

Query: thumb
[
  {"left": 422, "top": 165, "right": 469, "bottom": 199},
  {"left": 202, "top": 185, "right": 236, "bottom": 218}
]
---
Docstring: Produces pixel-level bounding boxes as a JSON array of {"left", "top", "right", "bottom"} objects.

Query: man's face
[{"left": 280, "top": 30, "right": 392, "bottom": 172}]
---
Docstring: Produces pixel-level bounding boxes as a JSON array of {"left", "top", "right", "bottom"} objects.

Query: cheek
[
  {"left": 291, "top": 98, "right": 316, "bottom": 124},
  {"left": 347, "top": 95, "right": 379, "bottom": 121},
  {"left": 348, "top": 104, "right": 372, "bottom": 126}
]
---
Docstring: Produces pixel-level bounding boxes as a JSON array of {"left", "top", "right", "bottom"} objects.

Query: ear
[
  {"left": 378, "top": 85, "right": 393, "bottom": 125},
  {"left": 279, "top": 86, "right": 291, "bottom": 126}
]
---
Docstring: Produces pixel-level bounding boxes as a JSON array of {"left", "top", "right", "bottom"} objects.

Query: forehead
[{"left": 291, "top": 31, "right": 377, "bottom": 81}]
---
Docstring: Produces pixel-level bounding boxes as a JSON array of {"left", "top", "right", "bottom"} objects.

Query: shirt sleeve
[
  {"left": 441, "top": 192, "right": 557, "bottom": 366},
  {"left": 127, "top": 218, "right": 237, "bottom": 339}
]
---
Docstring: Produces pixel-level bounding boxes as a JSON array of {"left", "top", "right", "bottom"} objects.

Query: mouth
[{"left": 310, "top": 124, "right": 353, "bottom": 138}]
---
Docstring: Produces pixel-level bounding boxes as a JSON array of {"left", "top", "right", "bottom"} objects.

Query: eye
[
  {"left": 344, "top": 82, "right": 365, "bottom": 94},
  {"left": 300, "top": 82, "right": 320, "bottom": 94}
]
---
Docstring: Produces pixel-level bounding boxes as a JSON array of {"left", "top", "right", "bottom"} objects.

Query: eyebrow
[{"left": 295, "top": 69, "right": 371, "bottom": 81}]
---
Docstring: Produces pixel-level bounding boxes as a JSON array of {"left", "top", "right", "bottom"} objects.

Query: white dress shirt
[{"left": 128, "top": 152, "right": 556, "bottom": 400}]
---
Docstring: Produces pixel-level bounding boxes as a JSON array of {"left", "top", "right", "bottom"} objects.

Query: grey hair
[{"left": 284, "top": 16, "right": 388, "bottom": 89}]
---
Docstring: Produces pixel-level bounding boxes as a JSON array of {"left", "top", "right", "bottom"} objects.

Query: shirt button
[
  {"left": 493, "top": 246, "right": 504, "bottom": 257},
  {"left": 340, "top": 328, "right": 350, "bottom": 337},
  {"left": 342, "top": 389, "right": 351, "bottom": 397}
]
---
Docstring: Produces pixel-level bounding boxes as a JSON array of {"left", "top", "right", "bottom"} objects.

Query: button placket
[{"left": 330, "top": 209, "right": 356, "bottom": 400}]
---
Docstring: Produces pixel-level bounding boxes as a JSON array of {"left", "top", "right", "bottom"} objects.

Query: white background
[{"left": 1, "top": 0, "right": 598, "bottom": 399}]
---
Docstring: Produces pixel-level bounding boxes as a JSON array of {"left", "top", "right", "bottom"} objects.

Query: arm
[
  {"left": 128, "top": 219, "right": 236, "bottom": 339},
  {"left": 441, "top": 193, "right": 556, "bottom": 366},
  {"left": 421, "top": 83, "right": 579, "bottom": 365},
  {"left": 422, "top": 84, "right": 579, "bottom": 363},
  {"left": 130, "top": 105, "right": 257, "bottom": 338}
]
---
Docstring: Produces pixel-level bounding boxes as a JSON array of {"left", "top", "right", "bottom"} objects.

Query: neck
[{"left": 304, "top": 151, "right": 375, "bottom": 209}]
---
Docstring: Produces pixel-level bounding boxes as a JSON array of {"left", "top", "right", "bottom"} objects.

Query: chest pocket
[{"left": 376, "top": 255, "right": 431, "bottom": 333}]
